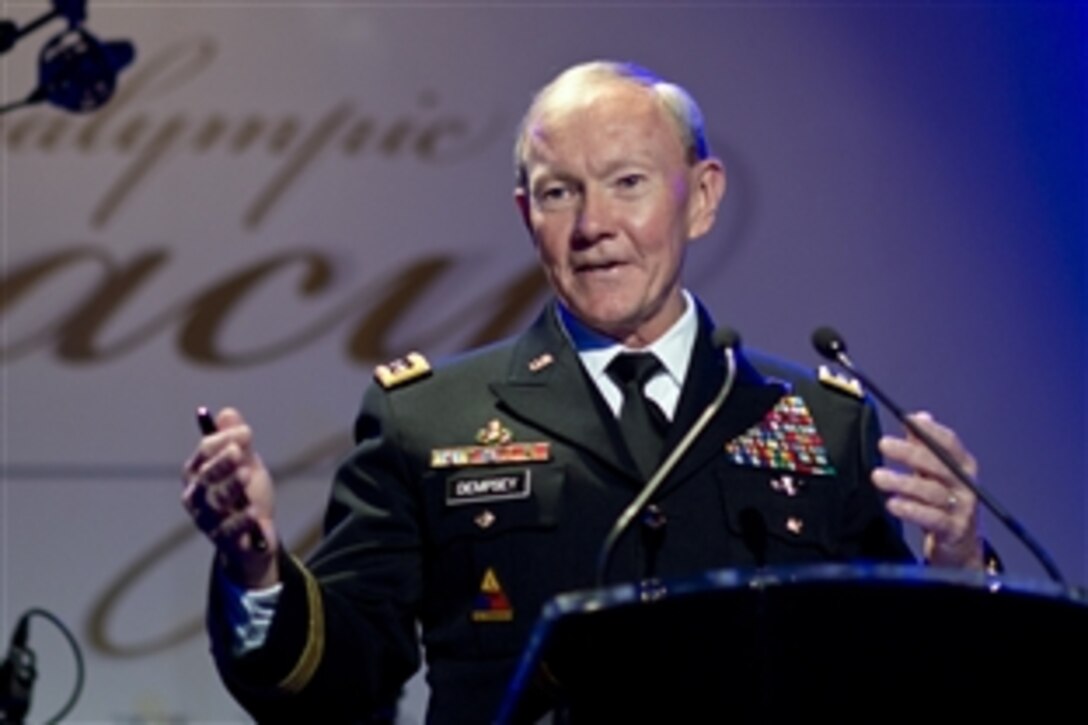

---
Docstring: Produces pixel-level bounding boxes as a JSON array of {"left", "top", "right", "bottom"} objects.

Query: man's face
[{"left": 516, "top": 81, "right": 724, "bottom": 347}]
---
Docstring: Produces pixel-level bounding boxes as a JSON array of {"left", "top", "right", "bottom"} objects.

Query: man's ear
[
  {"left": 686, "top": 157, "right": 726, "bottom": 240},
  {"left": 514, "top": 188, "right": 533, "bottom": 233}
]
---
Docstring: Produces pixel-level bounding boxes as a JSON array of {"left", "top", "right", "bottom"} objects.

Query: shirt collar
[{"left": 557, "top": 290, "right": 699, "bottom": 390}]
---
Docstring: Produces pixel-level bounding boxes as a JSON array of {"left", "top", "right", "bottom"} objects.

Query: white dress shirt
[{"left": 557, "top": 289, "right": 699, "bottom": 421}]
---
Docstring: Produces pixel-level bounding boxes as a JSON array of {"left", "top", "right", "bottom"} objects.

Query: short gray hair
[{"left": 514, "top": 61, "right": 710, "bottom": 190}]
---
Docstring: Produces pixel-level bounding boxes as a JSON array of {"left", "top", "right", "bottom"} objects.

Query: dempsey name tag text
[{"left": 445, "top": 470, "right": 531, "bottom": 506}]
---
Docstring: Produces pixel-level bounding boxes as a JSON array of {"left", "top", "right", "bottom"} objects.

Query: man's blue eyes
[{"left": 537, "top": 176, "right": 646, "bottom": 201}]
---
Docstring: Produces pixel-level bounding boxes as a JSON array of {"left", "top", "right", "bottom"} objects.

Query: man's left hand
[{"left": 871, "top": 412, "right": 985, "bottom": 569}]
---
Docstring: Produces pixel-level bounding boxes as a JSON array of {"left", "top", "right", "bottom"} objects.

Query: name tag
[{"left": 446, "top": 470, "right": 531, "bottom": 506}]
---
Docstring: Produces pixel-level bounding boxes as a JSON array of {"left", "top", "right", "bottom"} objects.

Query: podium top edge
[{"left": 544, "top": 563, "right": 1088, "bottom": 618}]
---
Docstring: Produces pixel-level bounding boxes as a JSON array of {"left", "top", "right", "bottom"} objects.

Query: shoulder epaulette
[
  {"left": 817, "top": 364, "right": 863, "bottom": 399},
  {"left": 374, "top": 351, "right": 432, "bottom": 389}
]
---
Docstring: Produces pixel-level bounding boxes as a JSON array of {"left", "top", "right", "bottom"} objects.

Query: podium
[{"left": 496, "top": 564, "right": 1088, "bottom": 722}]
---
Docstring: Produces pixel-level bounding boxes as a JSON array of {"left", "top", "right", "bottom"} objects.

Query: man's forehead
[
  {"left": 530, "top": 78, "right": 659, "bottom": 130},
  {"left": 522, "top": 83, "right": 679, "bottom": 165}
]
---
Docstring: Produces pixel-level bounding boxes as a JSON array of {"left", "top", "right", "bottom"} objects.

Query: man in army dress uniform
[{"left": 182, "top": 61, "right": 985, "bottom": 723}]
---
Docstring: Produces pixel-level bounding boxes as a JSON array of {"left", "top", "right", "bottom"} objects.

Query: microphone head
[
  {"left": 1, "top": 20, "right": 18, "bottom": 55},
  {"left": 36, "top": 28, "right": 135, "bottom": 113},
  {"left": 811, "top": 326, "right": 847, "bottom": 361},
  {"left": 10, "top": 614, "right": 30, "bottom": 648},
  {"left": 712, "top": 327, "right": 742, "bottom": 351}
]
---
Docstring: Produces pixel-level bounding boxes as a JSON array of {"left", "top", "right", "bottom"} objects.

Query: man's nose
[{"left": 574, "top": 187, "right": 614, "bottom": 244}]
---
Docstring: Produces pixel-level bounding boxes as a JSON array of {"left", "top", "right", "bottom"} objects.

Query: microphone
[
  {"left": 29, "top": 27, "right": 134, "bottom": 112},
  {"left": 0, "top": 616, "right": 36, "bottom": 724},
  {"left": 811, "top": 325, "right": 1065, "bottom": 584},
  {"left": 595, "top": 327, "right": 742, "bottom": 588},
  {"left": 0, "top": 1, "right": 135, "bottom": 116}
]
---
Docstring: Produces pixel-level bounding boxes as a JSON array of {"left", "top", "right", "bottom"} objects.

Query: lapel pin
[{"left": 528, "top": 353, "right": 554, "bottom": 372}]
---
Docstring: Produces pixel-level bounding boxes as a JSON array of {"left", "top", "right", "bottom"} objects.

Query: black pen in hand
[{"left": 196, "top": 406, "right": 269, "bottom": 551}]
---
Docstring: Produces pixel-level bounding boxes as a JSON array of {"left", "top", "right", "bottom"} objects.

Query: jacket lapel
[
  {"left": 489, "top": 307, "right": 637, "bottom": 480},
  {"left": 489, "top": 303, "right": 787, "bottom": 490}
]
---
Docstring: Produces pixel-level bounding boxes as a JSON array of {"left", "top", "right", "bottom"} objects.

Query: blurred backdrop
[{"left": 1, "top": 1, "right": 1084, "bottom": 722}]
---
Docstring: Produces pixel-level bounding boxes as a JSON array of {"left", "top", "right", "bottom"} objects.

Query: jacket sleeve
[{"left": 207, "top": 383, "right": 423, "bottom": 723}]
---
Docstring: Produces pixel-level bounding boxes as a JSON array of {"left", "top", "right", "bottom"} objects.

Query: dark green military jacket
[{"left": 209, "top": 303, "right": 913, "bottom": 723}]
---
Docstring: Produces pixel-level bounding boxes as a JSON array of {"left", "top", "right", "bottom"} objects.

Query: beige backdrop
[{"left": 2, "top": 2, "right": 1084, "bottom": 722}]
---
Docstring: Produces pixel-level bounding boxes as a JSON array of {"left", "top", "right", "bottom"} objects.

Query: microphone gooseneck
[
  {"left": 595, "top": 327, "right": 742, "bottom": 588},
  {"left": 811, "top": 326, "right": 1065, "bottom": 584}
]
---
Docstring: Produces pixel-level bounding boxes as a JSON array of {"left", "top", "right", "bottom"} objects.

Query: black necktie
[{"left": 607, "top": 352, "right": 667, "bottom": 479}]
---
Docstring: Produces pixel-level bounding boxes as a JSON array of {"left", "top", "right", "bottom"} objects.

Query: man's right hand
[{"left": 182, "top": 407, "right": 280, "bottom": 589}]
